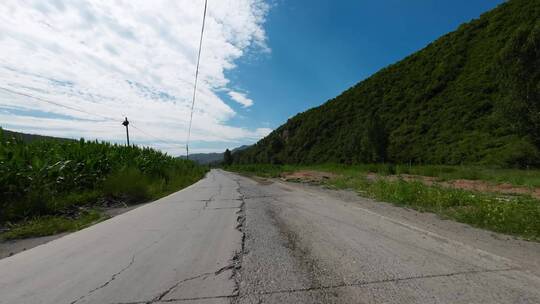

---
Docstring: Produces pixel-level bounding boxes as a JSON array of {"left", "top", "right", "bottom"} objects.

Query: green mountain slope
[{"left": 234, "top": 0, "right": 540, "bottom": 167}]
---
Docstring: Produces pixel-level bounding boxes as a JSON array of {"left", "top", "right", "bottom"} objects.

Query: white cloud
[
  {"left": 255, "top": 127, "right": 272, "bottom": 137},
  {"left": 0, "top": 0, "right": 271, "bottom": 154},
  {"left": 228, "top": 90, "right": 254, "bottom": 107}
]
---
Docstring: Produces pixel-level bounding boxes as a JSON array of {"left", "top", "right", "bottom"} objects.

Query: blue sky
[
  {"left": 224, "top": 0, "right": 505, "bottom": 133},
  {"left": 0, "top": 1, "right": 504, "bottom": 155}
]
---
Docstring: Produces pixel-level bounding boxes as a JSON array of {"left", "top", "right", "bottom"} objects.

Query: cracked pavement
[{"left": 1, "top": 169, "right": 540, "bottom": 303}]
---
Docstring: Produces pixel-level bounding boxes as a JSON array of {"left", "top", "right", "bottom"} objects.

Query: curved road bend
[{"left": 0, "top": 169, "right": 539, "bottom": 303}]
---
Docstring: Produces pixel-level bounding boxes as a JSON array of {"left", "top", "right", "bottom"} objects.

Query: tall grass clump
[{"left": 103, "top": 167, "right": 151, "bottom": 202}]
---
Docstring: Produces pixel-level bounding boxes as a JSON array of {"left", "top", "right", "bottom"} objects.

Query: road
[{"left": 0, "top": 169, "right": 539, "bottom": 303}]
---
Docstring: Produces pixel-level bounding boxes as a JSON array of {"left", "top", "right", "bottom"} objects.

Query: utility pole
[
  {"left": 122, "top": 117, "right": 130, "bottom": 146},
  {"left": 186, "top": 145, "right": 189, "bottom": 160}
]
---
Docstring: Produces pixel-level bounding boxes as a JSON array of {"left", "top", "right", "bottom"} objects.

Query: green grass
[
  {"left": 103, "top": 167, "right": 153, "bottom": 202},
  {"left": 103, "top": 166, "right": 209, "bottom": 202},
  {"left": 387, "top": 164, "right": 540, "bottom": 187},
  {"left": 226, "top": 164, "right": 540, "bottom": 241},
  {"left": 330, "top": 175, "right": 540, "bottom": 240},
  {"left": 227, "top": 163, "right": 540, "bottom": 188},
  {"left": 45, "top": 191, "right": 102, "bottom": 212},
  {"left": 0, "top": 210, "right": 108, "bottom": 241}
]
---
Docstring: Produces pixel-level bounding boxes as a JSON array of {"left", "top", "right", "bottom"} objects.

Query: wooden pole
[{"left": 122, "top": 117, "right": 130, "bottom": 146}]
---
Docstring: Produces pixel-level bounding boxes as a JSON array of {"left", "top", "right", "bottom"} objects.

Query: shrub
[{"left": 103, "top": 167, "right": 150, "bottom": 203}]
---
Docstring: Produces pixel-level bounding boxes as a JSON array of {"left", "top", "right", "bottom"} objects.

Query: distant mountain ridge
[
  {"left": 0, "top": 128, "right": 74, "bottom": 143},
  {"left": 234, "top": 0, "right": 540, "bottom": 167},
  {"left": 181, "top": 145, "right": 250, "bottom": 164}
]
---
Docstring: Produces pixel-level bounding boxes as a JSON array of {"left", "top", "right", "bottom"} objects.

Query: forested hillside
[{"left": 234, "top": 0, "right": 540, "bottom": 167}]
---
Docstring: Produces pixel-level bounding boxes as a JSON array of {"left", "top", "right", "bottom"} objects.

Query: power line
[
  {"left": 186, "top": 0, "right": 208, "bottom": 158},
  {"left": 0, "top": 86, "right": 185, "bottom": 149},
  {"left": 1, "top": 1, "right": 210, "bottom": 156},
  {"left": 130, "top": 123, "right": 186, "bottom": 148},
  {"left": 0, "top": 86, "right": 119, "bottom": 121},
  {"left": 1, "top": 2, "right": 210, "bottom": 156}
]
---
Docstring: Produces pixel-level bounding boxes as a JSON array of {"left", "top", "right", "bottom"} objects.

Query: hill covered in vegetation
[{"left": 234, "top": 0, "right": 540, "bottom": 167}]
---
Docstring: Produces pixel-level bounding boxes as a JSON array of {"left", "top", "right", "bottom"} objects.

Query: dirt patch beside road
[
  {"left": 366, "top": 173, "right": 540, "bottom": 199},
  {"left": 281, "top": 170, "right": 337, "bottom": 184},
  {"left": 281, "top": 170, "right": 540, "bottom": 199}
]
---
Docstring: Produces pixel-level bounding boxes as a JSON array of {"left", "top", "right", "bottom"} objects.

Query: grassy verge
[
  {"left": 330, "top": 175, "right": 539, "bottom": 240},
  {"left": 358, "top": 164, "right": 540, "bottom": 188},
  {"left": 1, "top": 210, "right": 108, "bottom": 241},
  {"left": 304, "top": 164, "right": 540, "bottom": 188},
  {"left": 226, "top": 164, "right": 540, "bottom": 241},
  {"left": 226, "top": 163, "right": 540, "bottom": 187}
]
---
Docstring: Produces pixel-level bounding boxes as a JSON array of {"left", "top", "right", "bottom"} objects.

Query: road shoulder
[{"left": 276, "top": 179, "right": 540, "bottom": 276}]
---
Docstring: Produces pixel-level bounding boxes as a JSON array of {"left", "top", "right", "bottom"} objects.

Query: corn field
[{"left": 0, "top": 128, "right": 206, "bottom": 223}]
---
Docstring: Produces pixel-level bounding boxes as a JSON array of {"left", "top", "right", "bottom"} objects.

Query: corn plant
[{"left": 0, "top": 128, "right": 206, "bottom": 222}]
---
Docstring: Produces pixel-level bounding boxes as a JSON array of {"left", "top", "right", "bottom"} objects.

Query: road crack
[
  {"left": 144, "top": 179, "right": 248, "bottom": 303},
  {"left": 247, "top": 267, "right": 521, "bottom": 297},
  {"left": 142, "top": 262, "right": 244, "bottom": 304},
  {"left": 70, "top": 255, "right": 136, "bottom": 304},
  {"left": 146, "top": 272, "right": 214, "bottom": 303},
  {"left": 199, "top": 183, "right": 223, "bottom": 211},
  {"left": 69, "top": 228, "right": 173, "bottom": 304},
  {"left": 113, "top": 294, "right": 236, "bottom": 304},
  {"left": 111, "top": 268, "right": 520, "bottom": 304},
  {"left": 265, "top": 206, "right": 341, "bottom": 303},
  {"left": 230, "top": 178, "right": 248, "bottom": 300}
]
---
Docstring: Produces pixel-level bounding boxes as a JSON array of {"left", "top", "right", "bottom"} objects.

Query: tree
[
  {"left": 497, "top": 23, "right": 540, "bottom": 146},
  {"left": 223, "top": 149, "right": 232, "bottom": 166},
  {"left": 495, "top": 23, "right": 540, "bottom": 167},
  {"left": 360, "top": 114, "right": 388, "bottom": 163}
]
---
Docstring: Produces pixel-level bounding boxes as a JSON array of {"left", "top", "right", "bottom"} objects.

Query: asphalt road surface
[{"left": 1, "top": 169, "right": 539, "bottom": 304}]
